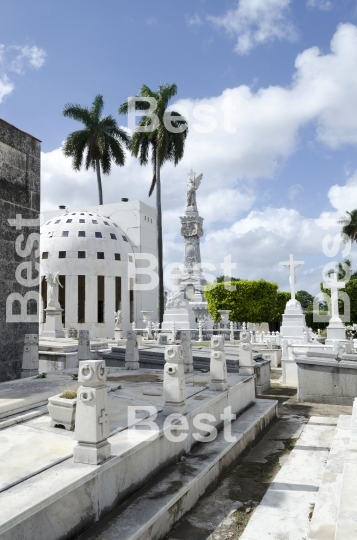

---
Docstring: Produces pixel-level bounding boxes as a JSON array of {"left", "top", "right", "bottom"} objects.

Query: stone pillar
[
  {"left": 239, "top": 330, "right": 254, "bottom": 376},
  {"left": 73, "top": 360, "right": 111, "bottom": 465},
  {"left": 181, "top": 330, "right": 193, "bottom": 373},
  {"left": 163, "top": 345, "right": 187, "bottom": 415},
  {"left": 21, "top": 334, "right": 39, "bottom": 378},
  {"left": 125, "top": 331, "right": 140, "bottom": 370},
  {"left": 209, "top": 335, "right": 228, "bottom": 391},
  {"left": 78, "top": 330, "right": 90, "bottom": 361},
  {"left": 42, "top": 307, "right": 65, "bottom": 338}
]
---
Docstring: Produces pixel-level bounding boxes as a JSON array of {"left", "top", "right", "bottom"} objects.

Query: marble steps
[
  {"left": 0, "top": 405, "right": 47, "bottom": 430},
  {"left": 307, "top": 414, "right": 351, "bottom": 540},
  {"left": 76, "top": 400, "right": 277, "bottom": 540},
  {"left": 239, "top": 416, "right": 337, "bottom": 540},
  {"left": 103, "top": 347, "right": 240, "bottom": 373},
  {"left": 334, "top": 398, "right": 357, "bottom": 540}
]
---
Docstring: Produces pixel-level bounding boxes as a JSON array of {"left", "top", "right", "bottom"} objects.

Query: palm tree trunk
[
  {"left": 156, "top": 147, "right": 164, "bottom": 325},
  {"left": 95, "top": 158, "right": 103, "bottom": 205}
]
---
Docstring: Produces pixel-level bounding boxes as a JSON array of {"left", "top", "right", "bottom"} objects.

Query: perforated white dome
[{"left": 40, "top": 210, "right": 134, "bottom": 273}]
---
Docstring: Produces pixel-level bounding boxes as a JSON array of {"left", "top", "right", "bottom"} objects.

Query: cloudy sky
[{"left": 2, "top": 0, "right": 357, "bottom": 296}]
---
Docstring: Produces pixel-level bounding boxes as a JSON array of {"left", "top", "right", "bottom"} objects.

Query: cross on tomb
[
  {"left": 279, "top": 254, "right": 304, "bottom": 301},
  {"left": 323, "top": 272, "right": 345, "bottom": 321},
  {"left": 98, "top": 409, "right": 109, "bottom": 437}
]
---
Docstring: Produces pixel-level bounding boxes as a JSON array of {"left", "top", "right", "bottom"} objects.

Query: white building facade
[{"left": 40, "top": 201, "right": 158, "bottom": 339}]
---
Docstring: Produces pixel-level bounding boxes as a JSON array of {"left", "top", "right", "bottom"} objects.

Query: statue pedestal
[
  {"left": 325, "top": 317, "right": 347, "bottom": 343},
  {"left": 114, "top": 328, "right": 122, "bottom": 341},
  {"left": 280, "top": 300, "right": 308, "bottom": 342},
  {"left": 42, "top": 308, "right": 65, "bottom": 339},
  {"left": 162, "top": 308, "right": 196, "bottom": 331}
]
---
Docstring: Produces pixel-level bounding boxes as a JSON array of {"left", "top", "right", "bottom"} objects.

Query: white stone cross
[
  {"left": 99, "top": 409, "right": 109, "bottom": 437},
  {"left": 323, "top": 272, "right": 345, "bottom": 321},
  {"left": 280, "top": 254, "right": 304, "bottom": 300}
]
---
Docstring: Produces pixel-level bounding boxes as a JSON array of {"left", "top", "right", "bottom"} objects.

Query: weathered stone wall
[{"left": 0, "top": 119, "right": 40, "bottom": 381}]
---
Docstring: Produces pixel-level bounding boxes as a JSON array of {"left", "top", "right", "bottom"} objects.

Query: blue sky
[{"left": 2, "top": 0, "right": 357, "bottom": 297}]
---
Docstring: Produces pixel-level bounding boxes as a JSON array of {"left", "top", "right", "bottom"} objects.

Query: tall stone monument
[
  {"left": 179, "top": 170, "right": 206, "bottom": 305},
  {"left": 279, "top": 254, "right": 309, "bottom": 342},
  {"left": 324, "top": 272, "right": 347, "bottom": 343}
]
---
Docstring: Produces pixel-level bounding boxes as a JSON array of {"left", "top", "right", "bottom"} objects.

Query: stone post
[
  {"left": 239, "top": 330, "right": 254, "bottom": 376},
  {"left": 198, "top": 322, "right": 203, "bottom": 343},
  {"left": 181, "top": 330, "right": 193, "bottom": 373},
  {"left": 230, "top": 321, "right": 234, "bottom": 342},
  {"left": 163, "top": 345, "right": 187, "bottom": 415},
  {"left": 209, "top": 335, "right": 228, "bottom": 391},
  {"left": 78, "top": 330, "right": 90, "bottom": 361},
  {"left": 125, "top": 331, "right": 140, "bottom": 370},
  {"left": 21, "top": 334, "right": 39, "bottom": 378},
  {"left": 73, "top": 360, "right": 111, "bottom": 465}
]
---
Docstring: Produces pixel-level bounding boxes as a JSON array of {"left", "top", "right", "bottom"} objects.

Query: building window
[
  {"left": 72, "top": 213, "right": 76, "bottom": 215},
  {"left": 98, "top": 276, "right": 104, "bottom": 323},
  {"left": 80, "top": 213, "right": 85, "bottom": 215},
  {"left": 115, "top": 253, "right": 121, "bottom": 261},
  {"left": 103, "top": 221, "right": 110, "bottom": 226},
  {"left": 110, "top": 233, "right": 117, "bottom": 240},
  {"left": 42, "top": 252, "right": 49, "bottom": 259},
  {"left": 122, "top": 235, "right": 128, "bottom": 242},
  {"left": 89, "top": 214, "right": 93, "bottom": 216},
  {"left": 78, "top": 231, "right": 85, "bottom": 237},
  {"left": 55, "top": 220, "right": 61, "bottom": 224},
  {"left": 62, "top": 231, "right": 69, "bottom": 237},
  {"left": 145, "top": 216, "right": 146, "bottom": 221},
  {"left": 92, "top": 220, "right": 98, "bottom": 224},
  {"left": 95, "top": 232, "right": 102, "bottom": 238},
  {"left": 115, "top": 276, "right": 122, "bottom": 312},
  {"left": 97, "top": 252, "right": 104, "bottom": 259},
  {"left": 79, "top": 219, "right": 85, "bottom": 223},
  {"left": 59, "top": 251, "right": 66, "bottom": 258},
  {"left": 45, "top": 221, "right": 52, "bottom": 225},
  {"left": 78, "top": 275, "right": 85, "bottom": 323},
  {"left": 78, "top": 251, "right": 86, "bottom": 258}
]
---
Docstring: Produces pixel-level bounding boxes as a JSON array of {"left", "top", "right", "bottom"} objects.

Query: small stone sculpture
[
  {"left": 46, "top": 272, "right": 63, "bottom": 309},
  {"left": 239, "top": 331, "right": 254, "bottom": 376},
  {"left": 73, "top": 360, "right": 111, "bottom": 465},
  {"left": 209, "top": 335, "right": 228, "bottom": 391},
  {"left": 163, "top": 345, "right": 187, "bottom": 415},
  {"left": 181, "top": 330, "right": 193, "bottom": 373},
  {"left": 78, "top": 330, "right": 90, "bottom": 361},
  {"left": 125, "top": 331, "right": 139, "bottom": 370}
]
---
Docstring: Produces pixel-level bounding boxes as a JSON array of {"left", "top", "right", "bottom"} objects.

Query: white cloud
[
  {"left": 289, "top": 183, "right": 304, "bottom": 201},
  {"left": 328, "top": 170, "right": 357, "bottom": 214},
  {"left": 307, "top": 0, "right": 332, "bottom": 11},
  {"left": 0, "top": 75, "right": 14, "bottom": 103},
  {"left": 0, "top": 43, "right": 46, "bottom": 102},
  {"left": 187, "top": 13, "right": 203, "bottom": 26},
  {"left": 208, "top": 0, "right": 297, "bottom": 55},
  {"left": 41, "top": 24, "right": 357, "bottom": 293}
]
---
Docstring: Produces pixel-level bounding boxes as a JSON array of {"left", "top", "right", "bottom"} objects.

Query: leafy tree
[
  {"left": 339, "top": 210, "right": 357, "bottom": 243},
  {"left": 119, "top": 84, "right": 188, "bottom": 323},
  {"left": 272, "top": 291, "right": 291, "bottom": 322},
  {"left": 216, "top": 275, "right": 240, "bottom": 283},
  {"left": 62, "top": 94, "right": 130, "bottom": 205},
  {"left": 204, "top": 280, "right": 278, "bottom": 323},
  {"left": 296, "top": 290, "right": 314, "bottom": 310}
]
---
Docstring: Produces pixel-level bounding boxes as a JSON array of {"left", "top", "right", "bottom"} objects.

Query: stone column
[
  {"left": 181, "top": 330, "right": 193, "bottom": 373},
  {"left": 163, "top": 345, "right": 187, "bottom": 415},
  {"left": 125, "top": 331, "right": 140, "bottom": 370},
  {"left": 239, "top": 330, "right": 254, "bottom": 376},
  {"left": 21, "top": 334, "right": 39, "bottom": 378},
  {"left": 209, "top": 335, "right": 228, "bottom": 391},
  {"left": 78, "top": 330, "right": 90, "bottom": 361},
  {"left": 73, "top": 360, "right": 111, "bottom": 465}
]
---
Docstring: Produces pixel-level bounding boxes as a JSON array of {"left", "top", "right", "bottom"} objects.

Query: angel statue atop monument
[
  {"left": 45, "top": 272, "right": 63, "bottom": 309},
  {"left": 186, "top": 170, "right": 203, "bottom": 210}
]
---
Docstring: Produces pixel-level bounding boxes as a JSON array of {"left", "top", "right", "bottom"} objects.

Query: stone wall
[{"left": 0, "top": 119, "right": 41, "bottom": 381}]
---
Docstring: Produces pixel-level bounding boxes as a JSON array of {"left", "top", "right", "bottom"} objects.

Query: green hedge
[
  {"left": 204, "top": 280, "right": 278, "bottom": 323},
  {"left": 321, "top": 279, "right": 357, "bottom": 324},
  {"left": 272, "top": 291, "right": 291, "bottom": 322}
]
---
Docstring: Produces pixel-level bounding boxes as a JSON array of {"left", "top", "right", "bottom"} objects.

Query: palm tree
[
  {"left": 338, "top": 210, "right": 357, "bottom": 243},
  {"left": 119, "top": 84, "right": 188, "bottom": 324},
  {"left": 62, "top": 94, "right": 130, "bottom": 205}
]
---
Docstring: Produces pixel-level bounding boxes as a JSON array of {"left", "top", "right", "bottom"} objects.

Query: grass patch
[
  {"left": 60, "top": 389, "right": 77, "bottom": 399},
  {"left": 36, "top": 373, "right": 47, "bottom": 378}
]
